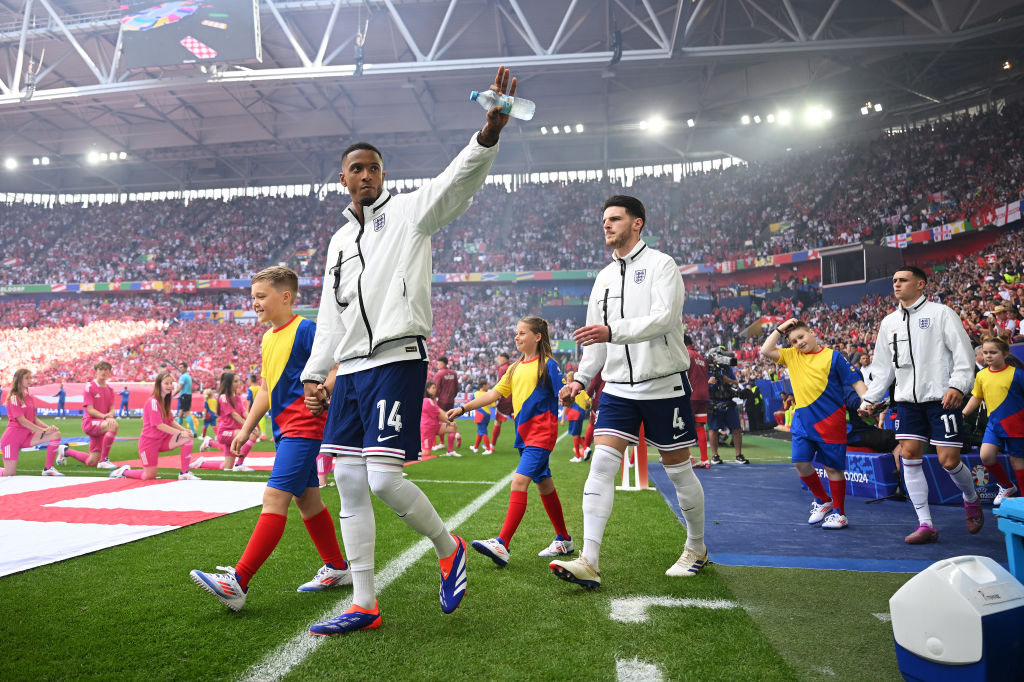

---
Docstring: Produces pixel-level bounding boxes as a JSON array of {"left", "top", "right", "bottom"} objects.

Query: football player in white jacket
[
  {"left": 301, "top": 67, "right": 517, "bottom": 635},
  {"left": 860, "top": 266, "right": 979, "bottom": 544},
  {"left": 551, "top": 195, "right": 708, "bottom": 589}
]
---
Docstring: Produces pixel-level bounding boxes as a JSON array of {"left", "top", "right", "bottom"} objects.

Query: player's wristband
[
  {"left": 774, "top": 326, "right": 785, "bottom": 336},
  {"left": 457, "top": 405, "right": 466, "bottom": 416}
]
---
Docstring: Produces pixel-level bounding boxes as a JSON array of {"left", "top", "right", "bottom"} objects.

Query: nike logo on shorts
[{"left": 377, "top": 434, "right": 399, "bottom": 442}]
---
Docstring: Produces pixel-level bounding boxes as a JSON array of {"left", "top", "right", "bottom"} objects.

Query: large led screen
[{"left": 121, "top": 0, "right": 262, "bottom": 68}]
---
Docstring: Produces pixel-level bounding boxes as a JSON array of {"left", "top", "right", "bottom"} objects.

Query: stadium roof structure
[{"left": 1, "top": 0, "right": 1023, "bottom": 194}]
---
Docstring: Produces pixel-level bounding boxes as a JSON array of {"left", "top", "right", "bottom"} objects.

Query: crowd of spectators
[
  {"left": 3, "top": 222, "right": 1024, "bottom": 394},
  {"left": 2, "top": 102, "right": 1022, "bottom": 288}
]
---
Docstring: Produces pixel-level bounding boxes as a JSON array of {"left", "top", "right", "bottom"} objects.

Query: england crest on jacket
[
  {"left": 918, "top": 317, "right": 931, "bottom": 329},
  {"left": 373, "top": 213, "right": 386, "bottom": 232},
  {"left": 634, "top": 269, "right": 646, "bottom": 284}
]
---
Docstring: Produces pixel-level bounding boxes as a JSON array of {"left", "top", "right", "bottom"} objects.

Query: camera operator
[{"left": 707, "top": 347, "right": 749, "bottom": 465}]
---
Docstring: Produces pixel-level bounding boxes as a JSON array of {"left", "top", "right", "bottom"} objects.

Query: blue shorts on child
[
  {"left": 516, "top": 446, "right": 552, "bottom": 483},
  {"left": 266, "top": 437, "right": 321, "bottom": 497},
  {"left": 791, "top": 434, "right": 846, "bottom": 470}
]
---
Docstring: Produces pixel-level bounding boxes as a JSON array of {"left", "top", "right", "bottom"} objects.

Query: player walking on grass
[
  {"left": 761, "top": 319, "right": 868, "bottom": 529},
  {"left": 109, "top": 373, "right": 198, "bottom": 481},
  {"left": 564, "top": 371, "right": 591, "bottom": 463},
  {"left": 491, "top": 352, "right": 513, "bottom": 447},
  {"left": 190, "top": 372, "right": 258, "bottom": 471},
  {"left": 962, "top": 337, "right": 1024, "bottom": 505},
  {"left": 859, "top": 266, "right": 979, "bottom": 544},
  {"left": 189, "top": 267, "right": 351, "bottom": 612},
  {"left": 60, "top": 362, "right": 120, "bottom": 469},
  {"left": 552, "top": 195, "right": 707, "bottom": 589},
  {"left": 448, "top": 317, "right": 575, "bottom": 568},
  {"left": 468, "top": 379, "right": 495, "bottom": 455},
  {"left": 433, "top": 357, "right": 462, "bottom": 455},
  {"left": 2, "top": 368, "right": 83, "bottom": 477},
  {"left": 300, "top": 67, "right": 517, "bottom": 635}
]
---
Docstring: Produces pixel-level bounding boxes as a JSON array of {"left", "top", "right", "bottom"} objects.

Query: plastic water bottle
[{"left": 470, "top": 90, "right": 535, "bottom": 120}]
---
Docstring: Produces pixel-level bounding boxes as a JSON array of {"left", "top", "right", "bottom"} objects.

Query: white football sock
[
  {"left": 580, "top": 444, "right": 623, "bottom": 569},
  {"left": 367, "top": 459, "right": 456, "bottom": 558},
  {"left": 945, "top": 460, "right": 980, "bottom": 503},
  {"left": 902, "top": 458, "right": 932, "bottom": 526},
  {"left": 334, "top": 459, "right": 377, "bottom": 609},
  {"left": 663, "top": 458, "right": 705, "bottom": 553}
]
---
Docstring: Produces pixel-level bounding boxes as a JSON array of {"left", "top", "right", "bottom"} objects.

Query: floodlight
[
  {"left": 753, "top": 115, "right": 762, "bottom": 124},
  {"left": 647, "top": 116, "right": 666, "bottom": 133},
  {"left": 741, "top": 115, "right": 751, "bottom": 125},
  {"left": 4, "top": 157, "right": 17, "bottom": 170},
  {"left": 119, "top": 151, "right": 127, "bottom": 160},
  {"left": 766, "top": 114, "right": 775, "bottom": 123},
  {"left": 873, "top": 103, "right": 883, "bottom": 112},
  {"left": 563, "top": 125, "right": 571, "bottom": 133},
  {"left": 686, "top": 118, "right": 695, "bottom": 128},
  {"left": 87, "top": 151, "right": 100, "bottom": 164},
  {"left": 540, "top": 126, "right": 548, "bottom": 135},
  {"left": 777, "top": 110, "right": 792, "bottom": 125},
  {"left": 575, "top": 123, "right": 584, "bottom": 133},
  {"left": 861, "top": 106, "right": 869, "bottom": 116}
]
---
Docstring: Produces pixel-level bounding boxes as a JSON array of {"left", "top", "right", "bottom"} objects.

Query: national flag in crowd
[
  {"left": 137, "top": 254, "right": 156, "bottom": 263},
  {"left": 986, "top": 253, "right": 998, "bottom": 265},
  {"left": 931, "top": 225, "right": 953, "bottom": 242},
  {"left": 769, "top": 221, "right": 792, "bottom": 233}
]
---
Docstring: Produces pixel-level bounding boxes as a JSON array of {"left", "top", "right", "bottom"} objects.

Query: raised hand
[{"left": 478, "top": 66, "right": 518, "bottom": 147}]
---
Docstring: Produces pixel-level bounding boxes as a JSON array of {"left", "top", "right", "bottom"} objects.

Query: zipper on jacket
[
  {"left": 354, "top": 221, "right": 373, "bottom": 350},
  {"left": 332, "top": 250, "right": 348, "bottom": 309},
  {"left": 619, "top": 259, "right": 635, "bottom": 384},
  {"left": 902, "top": 307, "right": 919, "bottom": 403}
]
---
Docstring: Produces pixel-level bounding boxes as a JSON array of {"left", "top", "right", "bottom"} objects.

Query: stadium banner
[
  {"left": 801, "top": 452, "right": 899, "bottom": 499},
  {"left": 921, "top": 451, "right": 1015, "bottom": 505}
]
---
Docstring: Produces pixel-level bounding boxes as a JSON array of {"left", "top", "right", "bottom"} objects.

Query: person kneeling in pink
[
  {"left": 110, "top": 373, "right": 198, "bottom": 480},
  {"left": 3, "top": 368, "right": 87, "bottom": 477},
  {"left": 191, "top": 372, "right": 258, "bottom": 472}
]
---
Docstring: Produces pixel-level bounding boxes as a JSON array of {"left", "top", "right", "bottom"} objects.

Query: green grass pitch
[{"left": 0, "top": 419, "right": 908, "bottom": 681}]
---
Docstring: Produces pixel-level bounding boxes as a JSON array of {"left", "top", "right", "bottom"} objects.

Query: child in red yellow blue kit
[
  {"left": 761, "top": 318, "right": 868, "bottom": 529},
  {"left": 448, "top": 316, "right": 575, "bottom": 566}
]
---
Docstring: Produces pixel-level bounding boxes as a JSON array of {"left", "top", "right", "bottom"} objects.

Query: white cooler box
[{"left": 890, "top": 555, "right": 1024, "bottom": 680}]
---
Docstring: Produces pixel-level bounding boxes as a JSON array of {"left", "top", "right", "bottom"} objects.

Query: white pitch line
[
  {"left": 241, "top": 430, "right": 568, "bottom": 682},
  {"left": 241, "top": 469, "right": 515, "bottom": 682},
  {"left": 407, "top": 479, "right": 502, "bottom": 485}
]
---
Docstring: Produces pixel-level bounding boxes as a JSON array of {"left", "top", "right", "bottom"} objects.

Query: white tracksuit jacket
[
  {"left": 862, "top": 295, "right": 975, "bottom": 404},
  {"left": 301, "top": 135, "right": 498, "bottom": 383},
  {"left": 573, "top": 240, "right": 689, "bottom": 391}
]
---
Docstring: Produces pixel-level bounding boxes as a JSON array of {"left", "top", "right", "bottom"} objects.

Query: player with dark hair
[
  {"left": 859, "top": 266, "right": 979, "bottom": 544},
  {"left": 553, "top": 194, "right": 708, "bottom": 589},
  {"left": 433, "top": 356, "right": 462, "bottom": 456},
  {"left": 491, "top": 351, "right": 513, "bottom": 447},
  {"left": 684, "top": 334, "right": 711, "bottom": 468},
  {"left": 300, "top": 67, "right": 518, "bottom": 635},
  {"left": 63, "top": 361, "right": 120, "bottom": 469}
]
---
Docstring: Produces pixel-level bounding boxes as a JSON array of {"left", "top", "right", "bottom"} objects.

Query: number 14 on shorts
[{"left": 377, "top": 400, "right": 403, "bottom": 432}]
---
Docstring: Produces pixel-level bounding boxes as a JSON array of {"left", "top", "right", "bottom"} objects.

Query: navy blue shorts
[
  {"left": 476, "top": 418, "right": 490, "bottom": 436},
  {"left": 320, "top": 361, "right": 427, "bottom": 463},
  {"left": 516, "top": 445, "right": 552, "bottom": 483},
  {"left": 981, "top": 425, "right": 1024, "bottom": 457},
  {"left": 894, "top": 401, "right": 963, "bottom": 447},
  {"left": 567, "top": 416, "right": 586, "bottom": 437},
  {"left": 267, "top": 437, "right": 321, "bottom": 497},
  {"left": 594, "top": 391, "right": 696, "bottom": 452},
  {"left": 792, "top": 435, "right": 847, "bottom": 470},
  {"left": 708, "top": 404, "right": 741, "bottom": 432}
]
